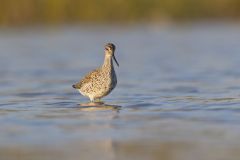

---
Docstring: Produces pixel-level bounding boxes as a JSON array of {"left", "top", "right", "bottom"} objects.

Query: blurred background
[
  {"left": 0, "top": 0, "right": 239, "bottom": 26},
  {"left": 1, "top": 1, "right": 240, "bottom": 160}
]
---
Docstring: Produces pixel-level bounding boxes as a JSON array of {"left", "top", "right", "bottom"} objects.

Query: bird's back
[{"left": 72, "top": 68, "right": 101, "bottom": 90}]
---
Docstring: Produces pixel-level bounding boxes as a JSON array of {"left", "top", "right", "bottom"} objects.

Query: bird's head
[{"left": 104, "top": 43, "right": 119, "bottom": 67}]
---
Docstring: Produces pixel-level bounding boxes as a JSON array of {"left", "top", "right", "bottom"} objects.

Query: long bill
[{"left": 113, "top": 54, "right": 119, "bottom": 67}]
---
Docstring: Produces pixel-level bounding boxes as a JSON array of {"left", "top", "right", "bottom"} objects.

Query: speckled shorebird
[{"left": 72, "top": 43, "right": 119, "bottom": 102}]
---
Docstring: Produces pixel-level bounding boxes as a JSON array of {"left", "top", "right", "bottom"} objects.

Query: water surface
[{"left": 1, "top": 23, "right": 240, "bottom": 160}]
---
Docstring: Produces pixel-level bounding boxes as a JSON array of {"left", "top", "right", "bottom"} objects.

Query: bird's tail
[{"left": 72, "top": 84, "right": 76, "bottom": 89}]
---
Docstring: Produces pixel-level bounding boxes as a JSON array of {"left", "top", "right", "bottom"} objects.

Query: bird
[{"left": 72, "top": 43, "right": 119, "bottom": 102}]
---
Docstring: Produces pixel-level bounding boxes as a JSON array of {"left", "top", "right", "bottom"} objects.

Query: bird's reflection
[{"left": 78, "top": 102, "right": 121, "bottom": 112}]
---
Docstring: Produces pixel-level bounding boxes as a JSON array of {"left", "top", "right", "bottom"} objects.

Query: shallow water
[{"left": 1, "top": 23, "right": 240, "bottom": 160}]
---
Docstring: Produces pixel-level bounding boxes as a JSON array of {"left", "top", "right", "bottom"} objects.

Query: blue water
[{"left": 1, "top": 23, "right": 240, "bottom": 160}]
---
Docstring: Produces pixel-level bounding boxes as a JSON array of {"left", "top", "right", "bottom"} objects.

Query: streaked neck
[{"left": 102, "top": 55, "right": 113, "bottom": 69}]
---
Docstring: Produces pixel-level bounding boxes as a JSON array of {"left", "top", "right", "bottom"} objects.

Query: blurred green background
[{"left": 0, "top": 0, "right": 240, "bottom": 26}]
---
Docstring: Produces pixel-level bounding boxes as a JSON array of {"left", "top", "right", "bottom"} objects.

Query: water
[{"left": 1, "top": 23, "right": 240, "bottom": 160}]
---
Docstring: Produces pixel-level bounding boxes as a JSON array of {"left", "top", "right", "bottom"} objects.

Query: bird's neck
[{"left": 102, "top": 55, "right": 114, "bottom": 70}]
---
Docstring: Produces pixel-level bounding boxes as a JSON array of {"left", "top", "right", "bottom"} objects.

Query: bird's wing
[{"left": 73, "top": 68, "right": 101, "bottom": 89}]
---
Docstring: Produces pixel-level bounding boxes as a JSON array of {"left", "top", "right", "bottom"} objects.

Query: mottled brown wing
[{"left": 72, "top": 68, "right": 101, "bottom": 89}]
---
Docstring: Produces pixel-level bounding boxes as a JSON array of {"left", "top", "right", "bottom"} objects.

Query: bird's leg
[
  {"left": 95, "top": 98, "right": 101, "bottom": 102},
  {"left": 89, "top": 97, "right": 95, "bottom": 103},
  {"left": 89, "top": 97, "right": 103, "bottom": 105},
  {"left": 94, "top": 98, "right": 104, "bottom": 105}
]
